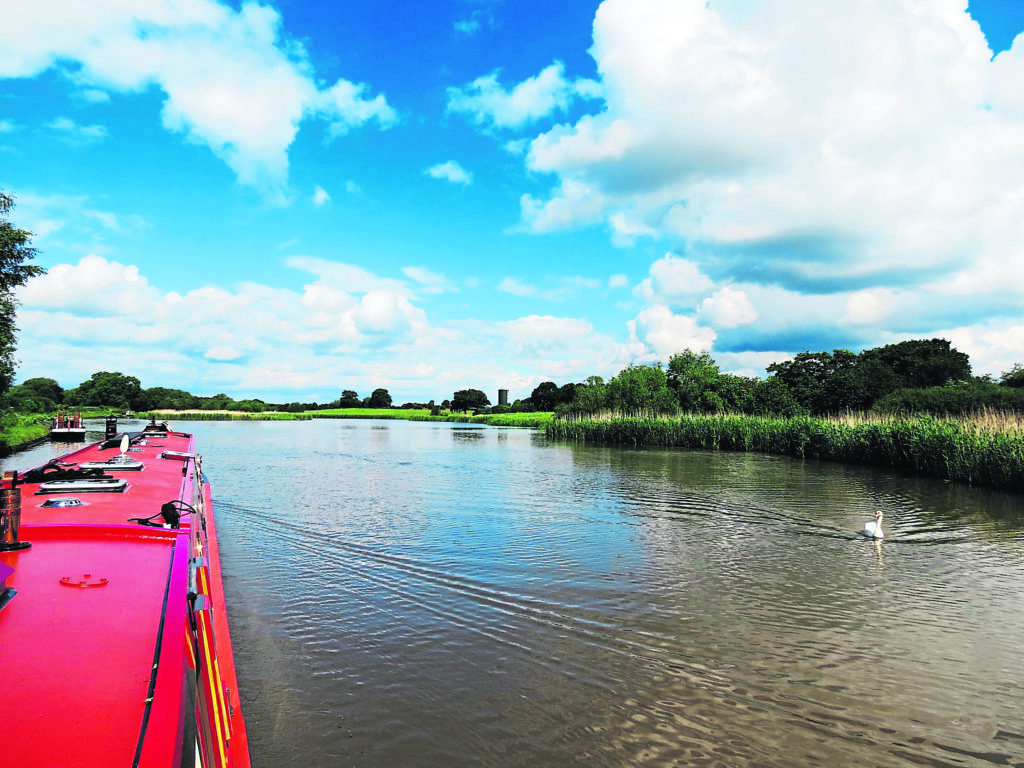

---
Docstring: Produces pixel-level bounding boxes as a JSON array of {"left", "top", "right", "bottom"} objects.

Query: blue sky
[{"left": 2, "top": 0, "right": 1023, "bottom": 404}]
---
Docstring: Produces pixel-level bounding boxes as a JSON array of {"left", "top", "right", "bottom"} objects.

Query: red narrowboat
[{"left": 0, "top": 421, "right": 251, "bottom": 767}]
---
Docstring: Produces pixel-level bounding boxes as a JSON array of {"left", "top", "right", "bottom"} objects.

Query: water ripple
[{"left": 192, "top": 422, "right": 1024, "bottom": 768}]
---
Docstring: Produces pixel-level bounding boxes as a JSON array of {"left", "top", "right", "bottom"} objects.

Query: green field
[
  {"left": 139, "top": 408, "right": 554, "bottom": 428},
  {"left": 138, "top": 411, "right": 312, "bottom": 421},
  {"left": 305, "top": 408, "right": 554, "bottom": 427}
]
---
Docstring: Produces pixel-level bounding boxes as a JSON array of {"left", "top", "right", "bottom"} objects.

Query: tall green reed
[{"left": 546, "top": 412, "right": 1024, "bottom": 491}]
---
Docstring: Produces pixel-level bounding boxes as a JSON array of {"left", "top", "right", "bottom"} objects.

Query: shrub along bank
[{"left": 545, "top": 412, "right": 1024, "bottom": 492}]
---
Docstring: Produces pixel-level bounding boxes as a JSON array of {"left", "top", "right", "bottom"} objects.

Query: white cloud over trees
[{"left": 482, "top": 0, "right": 1024, "bottom": 377}]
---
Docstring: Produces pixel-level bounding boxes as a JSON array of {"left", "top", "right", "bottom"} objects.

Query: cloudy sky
[{"left": 2, "top": 0, "right": 1023, "bottom": 404}]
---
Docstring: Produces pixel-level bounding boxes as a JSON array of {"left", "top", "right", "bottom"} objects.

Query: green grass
[
  {"left": 313, "top": 408, "right": 554, "bottom": 427},
  {"left": 0, "top": 413, "right": 51, "bottom": 452},
  {"left": 140, "top": 407, "right": 555, "bottom": 428},
  {"left": 313, "top": 408, "right": 432, "bottom": 419},
  {"left": 546, "top": 412, "right": 1024, "bottom": 491},
  {"left": 139, "top": 411, "right": 312, "bottom": 421}
]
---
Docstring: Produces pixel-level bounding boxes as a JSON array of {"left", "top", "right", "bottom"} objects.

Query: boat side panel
[{"left": 198, "top": 481, "right": 252, "bottom": 765}]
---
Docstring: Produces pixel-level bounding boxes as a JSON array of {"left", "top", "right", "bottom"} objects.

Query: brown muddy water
[{"left": 9, "top": 418, "right": 1024, "bottom": 767}]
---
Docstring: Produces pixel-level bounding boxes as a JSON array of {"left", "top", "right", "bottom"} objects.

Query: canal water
[{"left": 9, "top": 419, "right": 1024, "bottom": 767}]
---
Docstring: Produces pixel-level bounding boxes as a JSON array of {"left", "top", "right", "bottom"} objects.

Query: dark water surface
[{"left": 9, "top": 419, "right": 1024, "bottom": 767}]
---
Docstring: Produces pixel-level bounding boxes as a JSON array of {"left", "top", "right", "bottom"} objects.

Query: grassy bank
[
  {"left": 0, "top": 413, "right": 51, "bottom": 454},
  {"left": 141, "top": 408, "right": 554, "bottom": 428},
  {"left": 546, "top": 412, "right": 1024, "bottom": 491},
  {"left": 139, "top": 411, "right": 313, "bottom": 421},
  {"left": 311, "top": 408, "right": 554, "bottom": 427}
]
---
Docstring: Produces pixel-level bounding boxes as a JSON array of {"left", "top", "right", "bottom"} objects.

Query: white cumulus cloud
[
  {"left": 447, "top": 61, "right": 602, "bottom": 130},
  {"left": 698, "top": 286, "right": 757, "bottom": 328},
  {"left": 509, "top": 0, "right": 1024, "bottom": 371},
  {"left": 426, "top": 161, "right": 473, "bottom": 185},
  {"left": 0, "top": 0, "right": 396, "bottom": 192},
  {"left": 634, "top": 254, "right": 715, "bottom": 306},
  {"left": 403, "top": 266, "right": 457, "bottom": 294},
  {"left": 628, "top": 305, "right": 717, "bottom": 362}
]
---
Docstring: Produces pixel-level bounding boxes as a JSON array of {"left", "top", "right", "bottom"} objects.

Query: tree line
[
  {"left": 3, "top": 193, "right": 1024, "bottom": 421},
  {"left": 2, "top": 371, "right": 501, "bottom": 416},
  {"left": 519, "top": 339, "right": 1024, "bottom": 417},
  {"left": 6, "top": 339, "right": 1023, "bottom": 418}
]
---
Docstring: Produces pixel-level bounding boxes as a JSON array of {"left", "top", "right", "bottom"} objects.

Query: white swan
[{"left": 862, "top": 510, "right": 885, "bottom": 539}]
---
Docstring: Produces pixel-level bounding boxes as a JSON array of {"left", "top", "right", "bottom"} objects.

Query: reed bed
[
  {"left": 546, "top": 412, "right": 1024, "bottom": 491},
  {"left": 140, "top": 411, "right": 312, "bottom": 421},
  {"left": 314, "top": 409, "right": 553, "bottom": 428},
  {"left": 144, "top": 408, "right": 554, "bottom": 427},
  {"left": 313, "top": 408, "right": 431, "bottom": 419}
]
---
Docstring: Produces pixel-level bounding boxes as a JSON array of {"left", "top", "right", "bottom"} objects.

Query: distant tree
[
  {"left": 198, "top": 393, "right": 235, "bottom": 411},
  {"left": 999, "top": 364, "right": 1024, "bottom": 388},
  {"left": 143, "top": 386, "right": 200, "bottom": 410},
  {"left": 451, "top": 388, "right": 490, "bottom": 412},
  {"left": 17, "top": 377, "right": 63, "bottom": 403},
  {"left": 606, "top": 364, "right": 677, "bottom": 414},
  {"left": 67, "top": 371, "right": 145, "bottom": 411},
  {"left": 0, "top": 192, "right": 46, "bottom": 394},
  {"left": 859, "top": 338, "right": 971, "bottom": 389},
  {"left": 767, "top": 350, "right": 862, "bottom": 415},
  {"left": 530, "top": 381, "right": 560, "bottom": 411},
  {"left": 873, "top": 379, "right": 1024, "bottom": 415},
  {"left": 338, "top": 390, "right": 361, "bottom": 408},
  {"left": 746, "top": 376, "right": 806, "bottom": 417},
  {"left": 716, "top": 374, "right": 758, "bottom": 412},
  {"left": 233, "top": 399, "right": 267, "bottom": 413},
  {"left": 766, "top": 339, "right": 974, "bottom": 415},
  {"left": 667, "top": 349, "right": 728, "bottom": 412},
  {"left": 368, "top": 388, "right": 392, "bottom": 408},
  {"left": 569, "top": 379, "right": 608, "bottom": 413},
  {"left": 6, "top": 376, "right": 63, "bottom": 412}
]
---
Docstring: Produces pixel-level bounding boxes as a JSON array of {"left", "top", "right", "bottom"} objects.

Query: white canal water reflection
[{"left": 8, "top": 418, "right": 1024, "bottom": 767}]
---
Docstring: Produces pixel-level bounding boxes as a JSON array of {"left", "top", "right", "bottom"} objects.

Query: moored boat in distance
[
  {"left": 49, "top": 410, "right": 87, "bottom": 441},
  {"left": 0, "top": 420, "right": 251, "bottom": 767}
]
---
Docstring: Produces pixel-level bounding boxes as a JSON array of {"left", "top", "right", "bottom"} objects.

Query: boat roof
[{"left": 0, "top": 429, "right": 219, "bottom": 766}]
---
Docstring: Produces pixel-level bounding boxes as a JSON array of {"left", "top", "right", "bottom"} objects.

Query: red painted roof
[{"left": 0, "top": 427, "right": 250, "bottom": 767}]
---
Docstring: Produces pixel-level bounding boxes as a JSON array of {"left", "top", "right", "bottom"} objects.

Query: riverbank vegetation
[
  {"left": 0, "top": 412, "right": 50, "bottom": 454},
  {"left": 546, "top": 410, "right": 1024, "bottom": 491},
  {"left": 2, "top": 334, "right": 1023, "bottom": 490},
  {"left": 137, "top": 411, "right": 314, "bottom": 421},
  {"left": 140, "top": 408, "right": 554, "bottom": 428},
  {"left": 532, "top": 341, "right": 1024, "bottom": 491},
  {"left": 525, "top": 341, "right": 1024, "bottom": 419}
]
